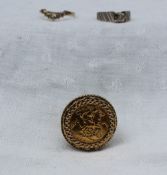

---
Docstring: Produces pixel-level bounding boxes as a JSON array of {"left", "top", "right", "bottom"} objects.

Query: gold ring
[{"left": 40, "top": 9, "right": 75, "bottom": 20}]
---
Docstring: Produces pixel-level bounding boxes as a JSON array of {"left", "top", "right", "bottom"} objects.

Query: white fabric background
[{"left": 0, "top": 0, "right": 167, "bottom": 174}]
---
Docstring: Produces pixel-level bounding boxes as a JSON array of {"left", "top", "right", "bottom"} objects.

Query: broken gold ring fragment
[
  {"left": 40, "top": 9, "right": 75, "bottom": 20},
  {"left": 97, "top": 11, "right": 130, "bottom": 23},
  {"left": 61, "top": 95, "right": 117, "bottom": 151}
]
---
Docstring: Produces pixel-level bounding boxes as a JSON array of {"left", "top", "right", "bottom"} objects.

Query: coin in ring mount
[{"left": 61, "top": 95, "right": 117, "bottom": 151}]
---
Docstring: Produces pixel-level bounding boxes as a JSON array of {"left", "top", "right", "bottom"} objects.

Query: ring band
[
  {"left": 40, "top": 9, "right": 75, "bottom": 20},
  {"left": 97, "top": 11, "right": 130, "bottom": 23}
]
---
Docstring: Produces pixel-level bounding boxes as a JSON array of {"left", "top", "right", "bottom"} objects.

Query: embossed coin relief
[{"left": 61, "top": 95, "right": 117, "bottom": 151}]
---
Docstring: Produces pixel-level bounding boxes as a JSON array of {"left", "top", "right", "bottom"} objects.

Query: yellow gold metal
[
  {"left": 40, "top": 9, "right": 75, "bottom": 20},
  {"left": 61, "top": 95, "right": 117, "bottom": 151}
]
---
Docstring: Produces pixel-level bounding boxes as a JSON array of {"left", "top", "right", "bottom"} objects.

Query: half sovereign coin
[{"left": 61, "top": 95, "right": 117, "bottom": 151}]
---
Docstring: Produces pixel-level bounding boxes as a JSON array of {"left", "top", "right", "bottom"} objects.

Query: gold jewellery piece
[
  {"left": 61, "top": 95, "right": 117, "bottom": 151},
  {"left": 97, "top": 11, "right": 131, "bottom": 23},
  {"left": 40, "top": 9, "right": 75, "bottom": 20}
]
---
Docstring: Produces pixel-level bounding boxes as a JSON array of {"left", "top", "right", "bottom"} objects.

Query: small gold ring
[{"left": 40, "top": 9, "right": 75, "bottom": 20}]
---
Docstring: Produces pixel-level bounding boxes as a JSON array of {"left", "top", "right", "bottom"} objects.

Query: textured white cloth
[{"left": 0, "top": 0, "right": 167, "bottom": 174}]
